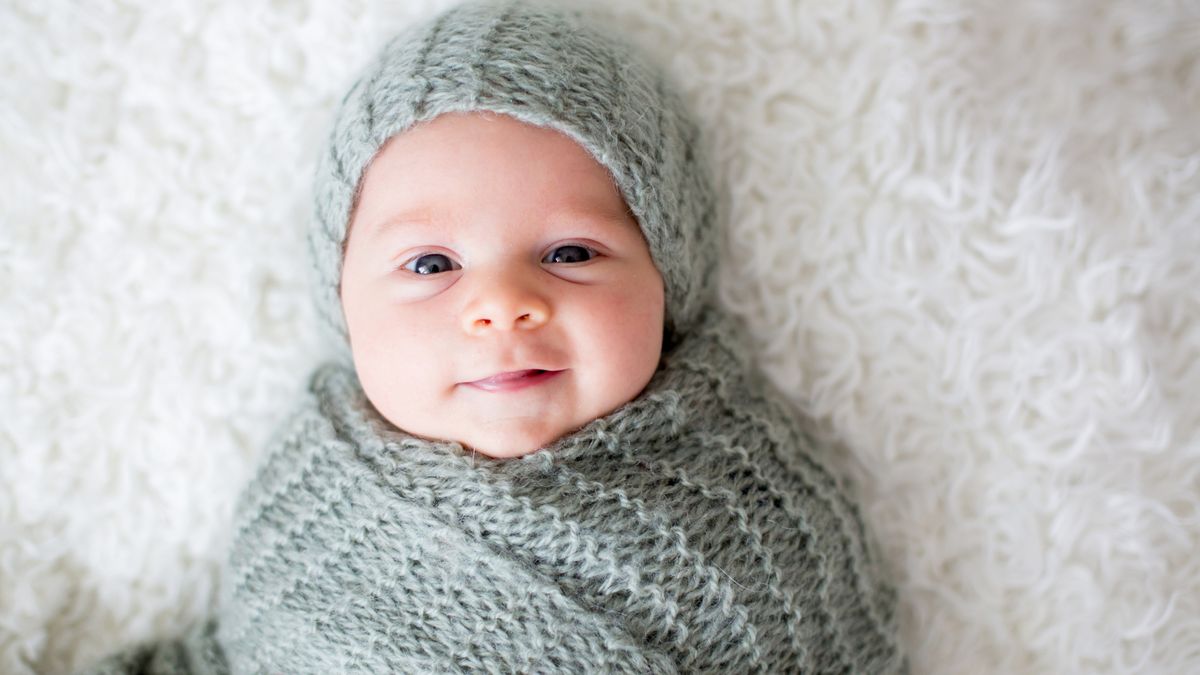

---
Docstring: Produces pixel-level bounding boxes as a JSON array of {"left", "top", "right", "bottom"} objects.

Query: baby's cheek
[
  {"left": 357, "top": 348, "right": 447, "bottom": 441},
  {"left": 584, "top": 290, "right": 662, "bottom": 383},
  {"left": 350, "top": 312, "right": 448, "bottom": 411},
  {"left": 612, "top": 281, "right": 665, "bottom": 342}
]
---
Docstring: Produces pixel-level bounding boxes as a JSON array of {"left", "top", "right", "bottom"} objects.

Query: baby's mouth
[{"left": 465, "top": 369, "right": 563, "bottom": 391}]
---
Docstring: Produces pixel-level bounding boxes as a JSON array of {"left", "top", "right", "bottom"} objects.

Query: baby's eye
[
  {"left": 403, "top": 253, "right": 460, "bottom": 275},
  {"left": 542, "top": 244, "right": 595, "bottom": 264}
]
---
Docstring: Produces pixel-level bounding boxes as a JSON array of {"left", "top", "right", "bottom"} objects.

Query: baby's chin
[
  {"left": 455, "top": 422, "right": 579, "bottom": 459},
  {"left": 371, "top": 399, "right": 589, "bottom": 459}
]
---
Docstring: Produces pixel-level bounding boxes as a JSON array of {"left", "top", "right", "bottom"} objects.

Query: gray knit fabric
[
  {"left": 77, "top": 1, "right": 905, "bottom": 673},
  {"left": 82, "top": 311, "right": 904, "bottom": 674},
  {"left": 228, "top": 308, "right": 904, "bottom": 673}
]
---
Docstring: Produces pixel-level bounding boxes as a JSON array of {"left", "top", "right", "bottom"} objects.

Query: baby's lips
[
  {"left": 468, "top": 369, "right": 552, "bottom": 386},
  {"left": 463, "top": 369, "right": 566, "bottom": 391}
]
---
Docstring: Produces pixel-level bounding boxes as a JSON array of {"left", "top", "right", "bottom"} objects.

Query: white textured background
[{"left": 2, "top": 0, "right": 1198, "bottom": 673}]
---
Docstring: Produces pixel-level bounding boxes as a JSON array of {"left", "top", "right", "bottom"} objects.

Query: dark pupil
[
  {"left": 415, "top": 254, "right": 451, "bottom": 275},
  {"left": 551, "top": 245, "right": 589, "bottom": 263}
]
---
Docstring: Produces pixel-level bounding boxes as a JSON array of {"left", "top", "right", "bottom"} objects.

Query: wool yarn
[{"left": 78, "top": 0, "right": 904, "bottom": 672}]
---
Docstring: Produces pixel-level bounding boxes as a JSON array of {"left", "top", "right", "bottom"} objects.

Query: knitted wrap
[
  {"left": 83, "top": 308, "right": 904, "bottom": 674},
  {"left": 229, "top": 307, "right": 907, "bottom": 673},
  {"left": 309, "top": 0, "right": 717, "bottom": 364},
  {"left": 78, "top": 1, "right": 905, "bottom": 672}
]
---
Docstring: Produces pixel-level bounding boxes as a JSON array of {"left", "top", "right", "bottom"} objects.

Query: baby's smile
[
  {"left": 461, "top": 368, "right": 566, "bottom": 392},
  {"left": 338, "top": 111, "right": 665, "bottom": 459}
]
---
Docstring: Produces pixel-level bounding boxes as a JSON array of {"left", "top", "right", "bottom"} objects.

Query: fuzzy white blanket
[{"left": 2, "top": 1, "right": 1197, "bottom": 673}]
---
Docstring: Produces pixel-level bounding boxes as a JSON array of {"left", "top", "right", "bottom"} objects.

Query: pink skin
[{"left": 339, "top": 111, "right": 665, "bottom": 459}]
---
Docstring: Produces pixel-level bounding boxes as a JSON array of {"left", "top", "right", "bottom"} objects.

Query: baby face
[{"left": 340, "top": 112, "right": 665, "bottom": 458}]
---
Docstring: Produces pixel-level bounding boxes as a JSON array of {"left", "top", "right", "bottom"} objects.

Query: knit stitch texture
[
  {"left": 81, "top": 308, "right": 905, "bottom": 674},
  {"left": 77, "top": 0, "right": 904, "bottom": 672}
]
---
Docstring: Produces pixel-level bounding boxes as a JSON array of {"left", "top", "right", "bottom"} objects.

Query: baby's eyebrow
[
  {"left": 366, "top": 209, "right": 440, "bottom": 239},
  {"left": 546, "top": 200, "right": 641, "bottom": 229},
  {"left": 365, "top": 206, "right": 637, "bottom": 241}
]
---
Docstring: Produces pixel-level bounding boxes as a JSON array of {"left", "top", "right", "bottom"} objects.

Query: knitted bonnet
[{"left": 308, "top": 0, "right": 717, "bottom": 363}]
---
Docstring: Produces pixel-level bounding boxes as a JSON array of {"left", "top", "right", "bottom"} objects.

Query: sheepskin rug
[{"left": 3, "top": 0, "right": 1198, "bottom": 672}]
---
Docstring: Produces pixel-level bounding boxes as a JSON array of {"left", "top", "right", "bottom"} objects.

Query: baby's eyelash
[
  {"left": 394, "top": 242, "right": 601, "bottom": 275},
  {"left": 399, "top": 251, "right": 460, "bottom": 275},
  {"left": 542, "top": 242, "right": 598, "bottom": 264}
]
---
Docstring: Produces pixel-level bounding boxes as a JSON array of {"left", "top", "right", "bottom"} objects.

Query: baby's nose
[{"left": 461, "top": 272, "right": 551, "bottom": 334}]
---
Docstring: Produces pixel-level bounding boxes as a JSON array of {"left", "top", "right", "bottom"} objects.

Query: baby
[
  {"left": 338, "top": 110, "right": 667, "bottom": 460},
  {"left": 81, "top": 1, "right": 904, "bottom": 673}
]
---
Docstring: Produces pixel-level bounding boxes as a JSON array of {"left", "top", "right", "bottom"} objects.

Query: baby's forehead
[{"left": 354, "top": 111, "right": 642, "bottom": 234}]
